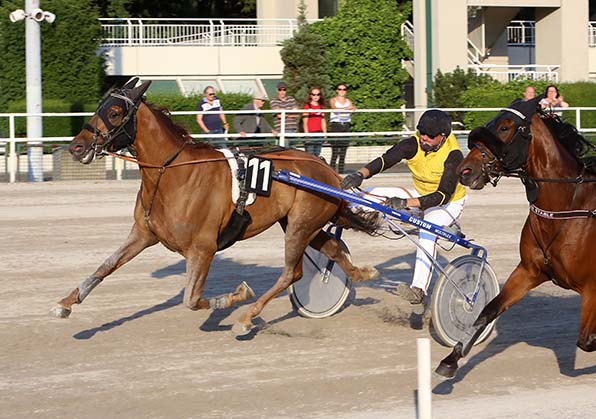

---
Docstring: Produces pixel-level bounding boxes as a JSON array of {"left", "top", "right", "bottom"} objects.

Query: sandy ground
[{"left": 1, "top": 173, "right": 595, "bottom": 419}]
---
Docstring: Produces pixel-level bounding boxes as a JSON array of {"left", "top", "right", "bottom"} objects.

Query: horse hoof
[
  {"left": 434, "top": 361, "right": 457, "bottom": 379},
  {"left": 232, "top": 321, "right": 252, "bottom": 337},
  {"left": 239, "top": 281, "right": 256, "bottom": 300},
  {"left": 50, "top": 305, "right": 71, "bottom": 318}
]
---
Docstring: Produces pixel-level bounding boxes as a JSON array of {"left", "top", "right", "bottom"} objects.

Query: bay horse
[
  {"left": 436, "top": 95, "right": 596, "bottom": 378},
  {"left": 51, "top": 78, "right": 380, "bottom": 335}
]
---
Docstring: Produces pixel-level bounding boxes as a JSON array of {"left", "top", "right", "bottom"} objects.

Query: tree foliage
[
  {"left": 312, "top": 0, "right": 412, "bottom": 132},
  {"left": 0, "top": 0, "right": 105, "bottom": 111},
  {"left": 432, "top": 67, "right": 499, "bottom": 122},
  {"left": 279, "top": 1, "right": 332, "bottom": 105}
]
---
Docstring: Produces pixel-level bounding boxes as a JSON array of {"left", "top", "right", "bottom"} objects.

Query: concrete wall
[
  {"left": 257, "top": 0, "right": 318, "bottom": 20},
  {"left": 535, "top": 2, "right": 589, "bottom": 81},
  {"left": 101, "top": 46, "right": 284, "bottom": 77}
]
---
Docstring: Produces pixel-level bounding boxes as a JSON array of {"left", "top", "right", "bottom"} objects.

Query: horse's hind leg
[
  {"left": 436, "top": 262, "right": 547, "bottom": 378},
  {"left": 309, "top": 230, "right": 379, "bottom": 282},
  {"left": 233, "top": 225, "right": 314, "bottom": 336},
  {"left": 51, "top": 224, "right": 158, "bottom": 318},
  {"left": 183, "top": 246, "right": 255, "bottom": 311}
]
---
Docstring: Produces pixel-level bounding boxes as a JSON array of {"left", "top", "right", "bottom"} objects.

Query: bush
[{"left": 146, "top": 92, "right": 265, "bottom": 134}]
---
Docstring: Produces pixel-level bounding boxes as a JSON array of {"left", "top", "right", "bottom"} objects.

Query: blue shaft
[{"left": 272, "top": 169, "right": 483, "bottom": 252}]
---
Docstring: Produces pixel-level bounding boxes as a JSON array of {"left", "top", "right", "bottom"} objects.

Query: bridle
[{"left": 82, "top": 90, "right": 141, "bottom": 156}]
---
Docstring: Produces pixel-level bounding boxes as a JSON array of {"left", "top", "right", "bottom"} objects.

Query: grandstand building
[{"left": 97, "top": 0, "right": 595, "bottom": 103}]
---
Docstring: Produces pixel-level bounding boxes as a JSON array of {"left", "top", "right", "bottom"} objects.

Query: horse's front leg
[
  {"left": 183, "top": 246, "right": 255, "bottom": 311},
  {"left": 309, "top": 230, "right": 379, "bottom": 282},
  {"left": 51, "top": 224, "right": 158, "bottom": 318},
  {"left": 435, "top": 262, "right": 548, "bottom": 378}
]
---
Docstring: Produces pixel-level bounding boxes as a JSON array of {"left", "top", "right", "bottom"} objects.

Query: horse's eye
[
  {"left": 109, "top": 111, "right": 118, "bottom": 119},
  {"left": 500, "top": 126, "right": 509, "bottom": 132}
]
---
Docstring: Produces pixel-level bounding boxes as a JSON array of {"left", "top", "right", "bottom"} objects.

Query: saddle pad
[{"left": 218, "top": 148, "right": 257, "bottom": 206}]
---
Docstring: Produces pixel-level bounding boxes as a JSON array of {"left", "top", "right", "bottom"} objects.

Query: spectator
[
  {"left": 196, "top": 86, "right": 229, "bottom": 145},
  {"left": 270, "top": 81, "right": 299, "bottom": 140},
  {"left": 340, "top": 109, "right": 467, "bottom": 305},
  {"left": 233, "top": 91, "right": 278, "bottom": 146},
  {"left": 523, "top": 85, "right": 536, "bottom": 101},
  {"left": 302, "top": 87, "right": 327, "bottom": 156},
  {"left": 329, "top": 83, "right": 356, "bottom": 173},
  {"left": 539, "top": 84, "right": 569, "bottom": 113}
]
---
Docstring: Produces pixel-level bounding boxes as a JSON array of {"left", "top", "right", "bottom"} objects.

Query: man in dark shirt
[
  {"left": 196, "top": 86, "right": 229, "bottom": 145},
  {"left": 341, "top": 109, "right": 467, "bottom": 304}
]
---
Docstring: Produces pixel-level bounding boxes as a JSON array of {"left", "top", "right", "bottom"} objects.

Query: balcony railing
[
  {"left": 98, "top": 18, "right": 321, "bottom": 47},
  {"left": 470, "top": 64, "right": 559, "bottom": 82},
  {"left": 507, "top": 20, "right": 535, "bottom": 45}
]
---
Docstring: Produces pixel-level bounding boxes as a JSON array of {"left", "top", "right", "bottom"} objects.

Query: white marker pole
[{"left": 417, "top": 338, "right": 432, "bottom": 419}]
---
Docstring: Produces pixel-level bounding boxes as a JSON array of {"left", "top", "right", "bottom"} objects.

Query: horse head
[
  {"left": 70, "top": 78, "right": 152, "bottom": 164},
  {"left": 458, "top": 96, "right": 543, "bottom": 189}
]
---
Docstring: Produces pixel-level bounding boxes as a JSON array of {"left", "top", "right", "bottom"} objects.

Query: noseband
[{"left": 83, "top": 90, "right": 140, "bottom": 155}]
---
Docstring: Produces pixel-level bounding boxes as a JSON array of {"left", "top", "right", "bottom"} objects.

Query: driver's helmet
[{"left": 416, "top": 109, "right": 452, "bottom": 137}]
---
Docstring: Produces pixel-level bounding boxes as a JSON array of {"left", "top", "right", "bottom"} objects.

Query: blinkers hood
[
  {"left": 467, "top": 96, "right": 542, "bottom": 171},
  {"left": 85, "top": 78, "right": 152, "bottom": 152}
]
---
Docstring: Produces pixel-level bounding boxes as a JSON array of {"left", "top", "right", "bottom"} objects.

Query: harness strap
[{"left": 233, "top": 149, "right": 249, "bottom": 215}]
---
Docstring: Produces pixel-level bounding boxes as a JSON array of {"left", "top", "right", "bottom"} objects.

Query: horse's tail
[{"left": 335, "top": 203, "right": 383, "bottom": 236}]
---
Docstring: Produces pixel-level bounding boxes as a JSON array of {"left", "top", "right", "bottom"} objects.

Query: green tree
[
  {"left": 279, "top": 0, "right": 332, "bottom": 105},
  {"left": 0, "top": 0, "right": 105, "bottom": 111},
  {"left": 312, "top": 0, "right": 412, "bottom": 132},
  {"left": 432, "top": 67, "right": 499, "bottom": 123}
]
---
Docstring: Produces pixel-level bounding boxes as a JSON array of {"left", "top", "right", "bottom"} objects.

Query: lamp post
[{"left": 9, "top": 0, "right": 55, "bottom": 182}]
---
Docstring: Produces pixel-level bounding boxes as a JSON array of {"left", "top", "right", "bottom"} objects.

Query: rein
[{"left": 105, "top": 148, "right": 339, "bottom": 176}]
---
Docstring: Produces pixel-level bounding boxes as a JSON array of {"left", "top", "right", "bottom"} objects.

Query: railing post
[
  {"left": 138, "top": 19, "right": 144, "bottom": 45},
  {"left": 115, "top": 155, "right": 123, "bottom": 181},
  {"left": 576, "top": 108, "right": 581, "bottom": 131},
  {"left": 8, "top": 115, "right": 17, "bottom": 183},
  {"left": 279, "top": 111, "right": 286, "bottom": 147},
  {"left": 127, "top": 19, "right": 132, "bottom": 46}
]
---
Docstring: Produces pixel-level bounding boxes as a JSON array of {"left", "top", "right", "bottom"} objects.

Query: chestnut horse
[
  {"left": 51, "top": 79, "right": 379, "bottom": 335},
  {"left": 436, "top": 96, "right": 596, "bottom": 378}
]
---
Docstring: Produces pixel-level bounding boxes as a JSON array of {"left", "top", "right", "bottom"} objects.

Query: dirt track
[{"left": 1, "top": 173, "right": 595, "bottom": 419}]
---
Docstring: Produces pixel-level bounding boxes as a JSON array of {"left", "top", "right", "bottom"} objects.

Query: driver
[{"left": 340, "top": 109, "right": 467, "bottom": 304}]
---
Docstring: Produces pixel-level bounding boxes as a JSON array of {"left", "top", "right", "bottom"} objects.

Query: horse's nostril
[{"left": 461, "top": 168, "right": 471, "bottom": 176}]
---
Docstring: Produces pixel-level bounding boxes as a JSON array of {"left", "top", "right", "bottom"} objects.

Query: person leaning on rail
[{"left": 340, "top": 109, "right": 468, "bottom": 305}]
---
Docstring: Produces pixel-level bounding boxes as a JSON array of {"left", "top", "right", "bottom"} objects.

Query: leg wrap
[
  {"left": 77, "top": 276, "right": 103, "bottom": 303},
  {"left": 209, "top": 294, "right": 230, "bottom": 310}
]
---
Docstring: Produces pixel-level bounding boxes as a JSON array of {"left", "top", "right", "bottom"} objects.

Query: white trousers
[{"left": 364, "top": 187, "right": 467, "bottom": 294}]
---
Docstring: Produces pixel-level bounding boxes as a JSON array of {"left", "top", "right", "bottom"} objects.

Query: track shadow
[
  {"left": 433, "top": 292, "right": 596, "bottom": 394},
  {"left": 362, "top": 251, "right": 451, "bottom": 295},
  {"left": 74, "top": 254, "right": 283, "bottom": 338},
  {"left": 73, "top": 289, "right": 184, "bottom": 340}
]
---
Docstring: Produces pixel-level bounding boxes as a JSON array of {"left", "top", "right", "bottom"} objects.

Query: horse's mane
[
  {"left": 539, "top": 112, "right": 596, "bottom": 173},
  {"left": 144, "top": 101, "right": 214, "bottom": 150}
]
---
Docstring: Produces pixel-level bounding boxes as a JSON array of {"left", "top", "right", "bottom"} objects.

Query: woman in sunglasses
[
  {"left": 340, "top": 109, "right": 467, "bottom": 306},
  {"left": 302, "top": 87, "right": 327, "bottom": 156},
  {"left": 329, "top": 83, "right": 356, "bottom": 173}
]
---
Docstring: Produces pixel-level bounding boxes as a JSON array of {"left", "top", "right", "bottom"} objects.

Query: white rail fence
[
  {"left": 1, "top": 107, "right": 595, "bottom": 183},
  {"left": 98, "top": 18, "right": 321, "bottom": 47}
]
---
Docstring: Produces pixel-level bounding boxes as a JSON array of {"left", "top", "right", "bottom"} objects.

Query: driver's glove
[{"left": 341, "top": 172, "right": 364, "bottom": 190}]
